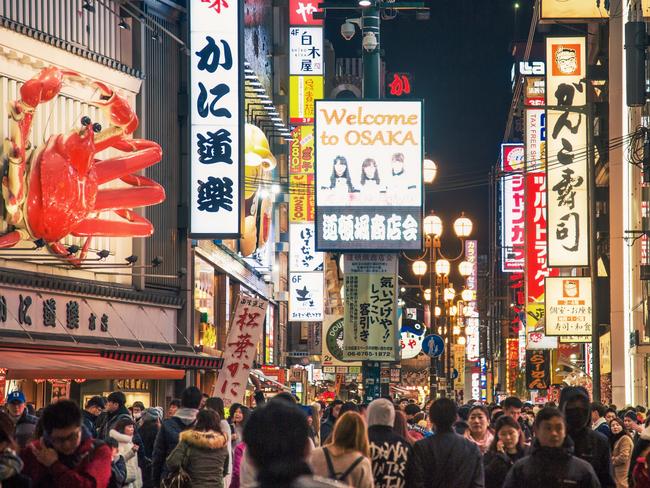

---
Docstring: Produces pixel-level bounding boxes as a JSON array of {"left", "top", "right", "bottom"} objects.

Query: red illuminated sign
[
  {"left": 289, "top": 0, "right": 323, "bottom": 25},
  {"left": 386, "top": 72, "right": 413, "bottom": 98}
]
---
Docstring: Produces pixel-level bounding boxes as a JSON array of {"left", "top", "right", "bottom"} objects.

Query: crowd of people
[{"left": 2, "top": 385, "right": 650, "bottom": 487}]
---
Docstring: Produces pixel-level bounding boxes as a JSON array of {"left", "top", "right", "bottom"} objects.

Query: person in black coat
[
  {"left": 483, "top": 415, "right": 527, "bottom": 488},
  {"left": 320, "top": 399, "right": 343, "bottom": 444},
  {"left": 82, "top": 396, "right": 106, "bottom": 438},
  {"left": 367, "top": 399, "right": 411, "bottom": 488},
  {"left": 503, "top": 407, "right": 600, "bottom": 488},
  {"left": 136, "top": 408, "right": 162, "bottom": 488},
  {"left": 406, "top": 398, "right": 484, "bottom": 488},
  {"left": 560, "top": 386, "right": 615, "bottom": 488}
]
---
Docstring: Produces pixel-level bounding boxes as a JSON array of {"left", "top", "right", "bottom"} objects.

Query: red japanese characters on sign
[
  {"left": 200, "top": 0, "right": 229, "bottom": 14},
  {"left": 289, "top": 0, "right": 323, "bottom": 25},
  {"left": 214, "top": 294, "right": 268, "bottom": 406},
  {"left": 506, "top": 338, "right": 519, "bottom": 394},
  {"left": 501, "top": 144, "right": 525, "bottom": 272},
  {"left": 386, "top": 73, "right": 413, "bottom": 98}
]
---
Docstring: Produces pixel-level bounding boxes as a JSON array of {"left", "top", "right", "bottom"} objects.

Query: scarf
[{"left": 464, "top": 429, "right": 494, "bottom": 454}]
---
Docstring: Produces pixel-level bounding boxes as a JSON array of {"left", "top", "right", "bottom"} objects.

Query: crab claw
[
  {"left": 19, "top": 67, "right": 82, "bottom": 109},
  {"left": 92, "top": 81, "right": 139, "bottom": 135}
]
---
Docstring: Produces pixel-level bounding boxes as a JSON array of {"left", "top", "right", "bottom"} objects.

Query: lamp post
[{"left": 411, "top": 212, "right": 473, "bottom": 398}]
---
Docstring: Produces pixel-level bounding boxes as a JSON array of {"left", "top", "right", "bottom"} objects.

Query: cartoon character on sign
[
  {"left": 239, "top": 124, "right": 276, "bottom": 257},
  {"left": 400, "top": 318, "right": 425, "bottom": 360},
  {"left": 0, "top": 67, "right": 165, "bottom": 264}
]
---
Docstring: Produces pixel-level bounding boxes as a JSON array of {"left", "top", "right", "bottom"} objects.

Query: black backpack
[{"left": 322, "top": 447, "right": 364, "bottom": 483}]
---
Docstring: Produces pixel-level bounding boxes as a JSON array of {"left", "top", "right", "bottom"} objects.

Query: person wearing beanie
[
  {"left": 98, "top": 391, "right": 132, "bottom": 440},
  {"left": 559, "top": 386, "right": 615, "bottom": 487},
  {"left": 137, "top": 407, "right": 162, "bottom": 488},
  {"left": 624, "top": 410, "right": 643, "bottom": 441},
  {"left": 367, "top": 398, "right": 411, "bottom": 488}
]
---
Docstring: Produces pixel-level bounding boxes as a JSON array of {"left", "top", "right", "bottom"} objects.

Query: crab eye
[
  {"left": 81, "top": 116, "right": 91, "bottom": 126},
  {"left": 92, "top": 123, "right": 102, "bottom": 133}
]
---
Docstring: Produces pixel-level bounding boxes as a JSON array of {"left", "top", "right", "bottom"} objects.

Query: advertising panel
[
  {"left": 501, "top": 143, "right": 525, "bottom": 272},
  {"left": 289, "top": 223, "right": 323, "bottom": 272},
  {"left": 321, "top": 315, "right": 360, "bottom": 367},
  {"left": 315, "top": 100, "right": 423, "bottom": 251},
  {"left": 289, "top": 272, "right": 323, "bottom": 322},
  {"left": 343, "top": 254, "right": 398, "bottom": 361},
  {"left": 386, "top": 72, "right": 413, "bottom": 98},
  {"left": 506, "top": 338, "right": 519, "bottom": 394},
  {"left": 525, "top": 349, "right": 550, "bottom": 390},
  {"left": 289, "top": 174, "right": 316, "bottom": 222},
  {"left": 560, "top": 335, "right": 591, "bottom": 343},
  {"left": 600, "top": 331, "right": 611, "bottom": 374},
  {"left": 541, "top": 0, "right": 609, "bottom": 19},
  {"left": 545, "top": 277, "right": 592, "bottom": 336},
  {"left": 290, "top": 76, "right": 323, "bottom": 124},
  {"left": 524, "top": 76, "right": 545, "bottom": 106},
  {"left": 289, "top": 0, "right": 323, "bottom": 25},
  {"left": 289, "top": 27, "right": 323, "bottom": 75},
  {"left": 465, "top": 240, "right": 480, "bottom": 360},
  {"left": 190, "top": 0, "right": 243, "bottom": 237},
  {"left": 546, "top": 36, "right": 589, "bottom": 267},
  {"left": 214, "top": 295, "right": 268, "bottom": 406},
  {"left": 290, "top": 125, "right": 315, "bottom": 175},
  {"left": 453, "top": 344, "right": 466, "bottom": 391}
]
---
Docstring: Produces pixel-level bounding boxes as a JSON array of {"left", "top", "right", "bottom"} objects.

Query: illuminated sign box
[{"left": 314, "top": 100, "right": 424, "bottom": 251}]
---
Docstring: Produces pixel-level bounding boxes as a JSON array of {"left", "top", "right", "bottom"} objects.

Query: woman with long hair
[
  {"left": 464, "top": 405, "right": 494, "bottom": 455},
  {"left": 310, "top": 412, "right": 374, "bottom": 487},
  {"left": 228, "top": 403, "right": 249, "bottom": 450},
  {"left": 483, "top": 415, "right": 526, "bottom": 488},
  {"left": 205, "top": 396, "right": 232, "bottom": 482},
  {"left": 610, "top": 417, "right": 633, "bottom": 487},
  {"left": 392, "top": 410, "right": 416, "bottom": 445},
  {"left": 359, "top": 158, "right": 383, "bottom": 194},
  {"left": 110, "top": 418, "right": 143, "bottom": 488},
  {"left": 166, "top": 409, "right": 228, "bottom": 488},
  {"left": 323, "top": 156, "right": 357, "bottom": 194}
]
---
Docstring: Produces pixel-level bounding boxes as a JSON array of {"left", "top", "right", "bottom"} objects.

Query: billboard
[
  {"left": 343, "top": 254, "right": 399, "bottom": 361},
  {"left": 190, "top": 0, "right": 243, "bottom": 237},
  {"left": 289, "top": 125, "right": 315, "bottom": 175},
  {"left": 501, "top": 143, "right": 525, "bottom": 272},
  {"left": 289, "top": 272, "right": 323, "bottom": 322},
  {"left": 315, "top": 100, "right": 423, "bottom": 251},
  {"left": 289, "top": 223, "right": 323, "bottom": 272},
  {"left": 546, "top": 36, "right": 589, "bottom": 267},
  {"left": 540, "top": 0, "right": 609, "bottom": 20},
  {"left": 289, "top": 0, "right": 323, "bottom": 25},
  {"left": 321, "top": 315, "right": 360, "bottom": 367},
  {"left": 525, "top": 349, "right": 550, "bottom": 390},
  {"left": 545, "top": 277, "right": 592, "bottom": 336},
  {"left": 289, "top": 27, "right": 323, "bottom": 75},
  {"left": 214, "top": 294, "right": 268, "bottom": 405},
  {"left": 465, "top": 240, "right": 480, "bottom": 361},
  {"left": 290, "top": 76, "right": 323, "bottom": 124}
]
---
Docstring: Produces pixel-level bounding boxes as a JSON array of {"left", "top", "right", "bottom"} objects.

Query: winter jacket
[
  {"left": 406, "top": 430, "right": 484, "bottom": 488},
  {"left": 82, "top": 410, "right": 99, "bottom": 438},
  {"left": 151, "top": 408, "right": 198, "bottom": 486},
  {"left": 109, "top": 429, "right": 142, "bottom": 488},
  {"left": 611, "top": 434, "right": 633, "bottom": 488},
  {"left": 98, "top": 406, "right": 133, "bottom": 440},
  {"left": 483, "top": 448, "right": 526, "bottom": 488},
  {"left": 633, "top": 458, "right": 650, "bottom": 488},
  {"left": 7, "top": 410, "right": 38, "bottom": 449},
  {"left": 136, "top": 420, "right": 159, "bottom": 488},
  {"left": 502, "top": 439, "right": 600, "bottom": 488},
  {"left": 109, "top": 455, "right": 127, "bottom": 488},
  {"left": 560, "top": 386, "right": 616, "bottom": 488},
  {"left": 230, "top": 443, "right": 246, "bottom": 488},
  {"left": 0, "top": 447, "right": 31, "bottom": 488},
  {"left": 594, "top": 418, "right": 613, "bottom": 439},
  {"left": 368, "top": 425, "right": 411, "bottom": 488},
  {"left": 166, "top": 429, "right": 228, "bottom": 488},
  {"left": 20, "top": 433, "right": 112, "bottom": 488}
]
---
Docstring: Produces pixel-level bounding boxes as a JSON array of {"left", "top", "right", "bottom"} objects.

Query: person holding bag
[
  {"left": 309, "top": 412, "right": 374, "bottom": 488},
  {"left": 165, "top": 409, "right": 229, "bottom": 488}
]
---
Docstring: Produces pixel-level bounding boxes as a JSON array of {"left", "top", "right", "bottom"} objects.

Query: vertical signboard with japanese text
[
  {"left": 289, "top": 272, "right": 324, "bottom": 322},
  {"left": 546, "top": 37, "right": 589, "bottom": 267},
  {"left": 545, "top": 277, "right": 592, "bottom": 336},
  {"left": 501, "top": 143, "right": 525, "bottom": 272},
  {"left": 190, "top": 0, "right": 243, "bottom": 237},
  {"left": 465, "top": 240, "right": 480, "bottom": 361},
  {"left": 506, "top": 338, "right": 519, "bottom": 394},
  {"left": 289, "top": 223, "right": 323, "bottom": 272},
  {"left": 315, "top": 100, "right": 423, "bottom": 251},
  {"left": 343, "top": 254, "right": 398, "bottom": 361},
  {"left": 290, "top": 27, "right": 323, "bottom": 75},
  {"left": 525, "top": 349, "right": 550, "bottom": 390},
  {"left": 214, "top": 295, "right": 268, "bottom": 406},
  {"left": 290, "top": 125, "right": 316, "bottom": 222}
]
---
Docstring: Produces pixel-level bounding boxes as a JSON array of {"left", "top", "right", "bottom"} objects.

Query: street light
[
  {"left": 458, "top": 260, "right": 473, "bottom": 277},
  {"left": 443, "top": 286, "right": 456, "bottom": 302},
  {"left": 454, "top": 214, "right": 473, "bottom": 238},
  {"left": 424, "top": 159, "right": 437, "bottom": 184},
  {"left": 435, "top": 259, "right": 450, "bottom": 277},
  {"left": 424, "top": 289, "right": 432, "bottom": 301},
  {"left": 412, "top": 260, "right": 427, "bottom": 276},
  {"left": 423, "top": 215, "right": 443, "bottom": 236},
  {"left": 461, "top": 288, "right": 474, "bottom": 302}
]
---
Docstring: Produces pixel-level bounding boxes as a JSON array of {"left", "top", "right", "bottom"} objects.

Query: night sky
[{"left": 326, "top": 0, "right": 534, "bottom": 259}]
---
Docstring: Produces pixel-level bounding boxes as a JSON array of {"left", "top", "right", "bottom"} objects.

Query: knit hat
[
  {"left": 367, "top": 398, "right": 395, "bottom": 427},
  {"left": 107, "top": 391, "right": 127, "bottom": 406},
  {"left": 142, "top": 407, "right": 163, "bottom": 422}
]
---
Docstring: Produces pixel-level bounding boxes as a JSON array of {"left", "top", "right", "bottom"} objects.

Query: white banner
[
  {"left": 289, "top": 223, "right": 323, "bottom": 272},
  {"left": 545, "top": 277, "right": 592, "bottom": 336},
  {"left": 214, "top": 294, "right": 268, "bottom": 406},
  {"left": 289, "top": 272, "right": 323, "bottom": 322},
  {"left": 343, "top": 254, "right": 398, "bottom": 361},
  {"left": 546, "top": 36, "right": 589, "bottom": 267},
  {"left": 315, "top": 100, "right": 423, "bottom": 251},
  {"left": 190, "top": 0, "right": 242, "bottom": 237},
  {"left": 289, "top": 27, "right": 323, "bottom": 75},
  {"left": 501, "top": 144, "right": 525, "bottom": 272}
]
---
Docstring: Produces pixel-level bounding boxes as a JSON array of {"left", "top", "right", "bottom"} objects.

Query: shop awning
[
  {"left": 0, "top": 350, "right": 185, "bottom": 380},
  {"left": 101, "top": 350, "right": 223, "bottom": 370}
]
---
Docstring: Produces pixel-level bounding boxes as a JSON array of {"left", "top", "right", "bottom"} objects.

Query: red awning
[{"left": 0, "top": 349, "right": 185, "bottom": 380}]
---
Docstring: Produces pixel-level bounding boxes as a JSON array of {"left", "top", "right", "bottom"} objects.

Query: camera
[{"left": 341, "top": 21, "right": 356, "bottom": 41}]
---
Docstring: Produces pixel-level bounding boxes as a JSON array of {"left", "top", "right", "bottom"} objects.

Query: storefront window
[{"left": 195, "top": 257, "right": 216, "bottom": 348}]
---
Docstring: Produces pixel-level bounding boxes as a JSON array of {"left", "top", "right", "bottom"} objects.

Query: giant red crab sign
[{"left": 1, "top": 67, "right": 165, "bottom": 265}]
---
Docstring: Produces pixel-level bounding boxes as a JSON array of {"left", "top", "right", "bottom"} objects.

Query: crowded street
[{"left": 0, "top": 0, "right": 646, "bottom": 486}]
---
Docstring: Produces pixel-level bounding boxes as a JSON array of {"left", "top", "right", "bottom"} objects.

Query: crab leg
[
  {"left": 94, "top": 139, "right": 162, "bottom": 185},
  {"left": 3, "top": 67, "right": 82, "bottom": 224},
  {"left": 71, "top": 210, "right": 154, "bottom": 237},
  {"left": 94, "top": 175, "right": 165, "bottom": 210}
]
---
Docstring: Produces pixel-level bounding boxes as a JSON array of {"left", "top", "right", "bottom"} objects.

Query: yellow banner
[
  {"left": 289, "top": 125, "right": 315, "bottom": 175},
  {"left": 289, "top": 173, "right": 315, "bottom": 222},
  {"left": 290, "top": 76, "right": 323, "bottom": 124},
  {"left": 453, "top": 344, "right": 465, "bottom": 390}
]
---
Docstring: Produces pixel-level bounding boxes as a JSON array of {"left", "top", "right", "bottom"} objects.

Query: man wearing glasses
[{"left": 20, "top": 400, "right": 113, "bottom": 487}]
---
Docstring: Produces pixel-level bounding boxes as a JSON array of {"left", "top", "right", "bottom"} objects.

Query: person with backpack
[
  {"left": 151, "top": 387, "right": 201, "bottom": 487},
  {"left": 309, "top": 412, "right": 374, "bottom": 487},
  {"left": 20, "top": 400, "right": 113, "bottom": 487}
]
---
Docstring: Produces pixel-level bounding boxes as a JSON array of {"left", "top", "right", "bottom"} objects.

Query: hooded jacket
[
  {"left": 560, "top": 386, "right": 615, "bottom": 488},
  {"left": 97, "top": 405, "right": 132, "bottom": 440},
  {"left": 483, "top": 446, "right": 527, "bottom": 488},
  {"left": 406, "top": 429, "right": 484, "bottom": 488},
  {"left": 166, "top": 429, "right": 228, "bottom": 488},
  {"left": 109, "top": 429, "right": 141, "bottom": 487},
  {"left": 151, "top": 407, "right": 198, "bottom": 486},
  {"left": 368, "top": 425, "right": 411, "bottom": 488},
  {"left": 502, "top": 438, "right": 600, "bottom": 488}
]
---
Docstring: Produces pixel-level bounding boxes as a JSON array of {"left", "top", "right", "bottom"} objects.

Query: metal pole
[
  {"left": 361, "top": 5, "right": 380, "bottom": 99},
  {"left": 589, "top": 105, "right": 601, "bottom": 402}
]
